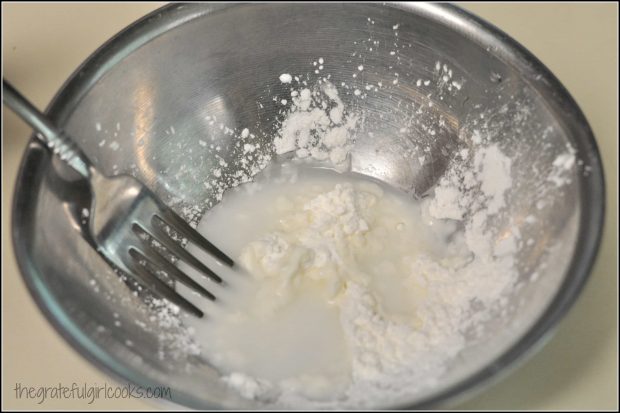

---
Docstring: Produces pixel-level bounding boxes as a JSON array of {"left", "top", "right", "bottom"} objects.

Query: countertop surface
[{"left": 2, "top": 3, "right": 617, "bottom": 410}]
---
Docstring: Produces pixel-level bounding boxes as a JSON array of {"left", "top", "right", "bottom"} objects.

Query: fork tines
[{"left": 128, "top": 207, "right": 234, "bottom": 318}]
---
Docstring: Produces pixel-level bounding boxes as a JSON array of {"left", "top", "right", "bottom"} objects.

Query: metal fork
[{"left": 3, "top": 80, "right": 233, "bottom": 318}]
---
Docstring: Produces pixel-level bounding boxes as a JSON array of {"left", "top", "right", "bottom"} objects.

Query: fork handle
[{"left": 3, "top": 80, "right": 92, "bottom": 178}]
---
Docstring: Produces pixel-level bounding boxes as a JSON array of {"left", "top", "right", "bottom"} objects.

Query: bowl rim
[{"left": 11, "top": 3, "right": 605, "bottom": 409}]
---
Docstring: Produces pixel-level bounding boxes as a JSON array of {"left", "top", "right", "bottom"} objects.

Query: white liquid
[{"left": 177, "top": 163, "right": 462, "bottom": 404}]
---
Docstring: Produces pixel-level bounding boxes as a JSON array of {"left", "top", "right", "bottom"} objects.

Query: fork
[{"left": 3, "top": 80, "right": 233, "bottom": 318}]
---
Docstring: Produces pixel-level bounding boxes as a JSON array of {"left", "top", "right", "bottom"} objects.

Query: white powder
[
  {"left": 279, "top": 73, "right": 293, "bottom": 83},
  {"left": 223, "top": 373, "right": 278, "bottom": 402},
  {"left": 474, "top": 144, "right": 512, "bottom": 214},
  {"left": 429, "top": 185, "right": 464, "bottom": 220},
  {"left": 273, "top": 81, "right": 357, "bottom": 170},
  {"left": 429, "top": 143, "right": 512, "bottom": 220},
  {"left": 547, "top": 148, "right": 576, "bottom": 187},
  {"left": 243, "top": 143, "right": 256, "bottom": 153},
  {"left": 142, "top": 297, "right": 201, "bottom": 360}
]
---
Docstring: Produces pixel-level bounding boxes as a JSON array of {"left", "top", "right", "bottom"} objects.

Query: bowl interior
[{"left": 13, "top": 3, "right": 602, "bottom": 409}]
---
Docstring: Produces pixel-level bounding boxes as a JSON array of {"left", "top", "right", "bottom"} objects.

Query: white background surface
[{"left": 2, "top": 3, "right": 618, "bottom": 410}]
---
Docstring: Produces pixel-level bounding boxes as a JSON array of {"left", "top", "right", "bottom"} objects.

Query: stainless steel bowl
[{"left": 12, "top": 3, "right": 604, "bottom": 409}]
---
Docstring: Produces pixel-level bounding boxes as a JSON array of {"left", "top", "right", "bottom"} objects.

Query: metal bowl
[{"left": 12, "top": 3, "right": 604, "bottom": 409}]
